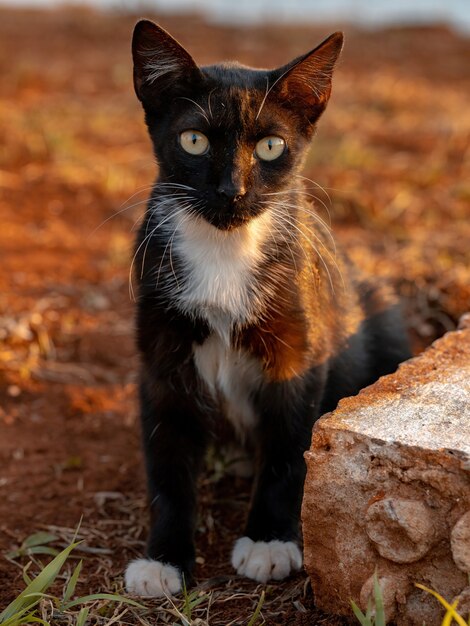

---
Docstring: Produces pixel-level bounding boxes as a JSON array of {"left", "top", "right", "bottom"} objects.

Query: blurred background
[
  {"left": 4, "top": 0, "right": 470, "bottom": 31},
  {"left": 0, "top": 1, "right": 469, "bottom": 624}
]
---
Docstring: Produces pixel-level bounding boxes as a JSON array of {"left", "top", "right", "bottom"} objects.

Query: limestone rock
[{"left": 301, "top": 321, "right": 470, "bottom": 625}]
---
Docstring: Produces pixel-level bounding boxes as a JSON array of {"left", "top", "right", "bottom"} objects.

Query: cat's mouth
[
  {"left": 208, "top": 212, "right": 253, "bottom": 231},
  {"left": 195, "top": 200, "right": 265, "bottom": 232}
]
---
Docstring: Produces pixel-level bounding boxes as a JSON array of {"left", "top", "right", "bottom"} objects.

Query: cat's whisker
[
  {"left": 281, "top": 218, "right": 316, "bottom": 293},
  {"left": 177, "top": 97, "right": 210, "bottom": 125},
  {"left": 261, "top": 214, "right": 301, "bottom": 280},
  {"left": 144, "top": 193, "right": 195, "bottom": 235},
  {"left": 207, "top": 88, "right": 216, "bottom": 119},
  {"left": 154, "top": 182, "right": 198, "bottom": 192},
  {"left": 153, "top": 204, "right": 203, "bottom": 291},
  {"left": 129, "top": 204, "right": 190, "bottom": 301},
  {"left": 94, "top": 185, "right": 191, "bottom": 238},
  {"left": 265, "top": 195, "right": 335, "bottom": 242},
  {"left": 255, "top": 76, "right": 270, "bottom": 121},
  {"left": 270, "top": 202, "right": 343, "bottom": 287},
  {"left": 168, "top": 214, "right": 186, "bottom": 290},
  {"left": 266, "top": 203, "right": 337, "bottom": 294},
  {"left": 262, "top": 187, "right": 333, "bottom": 226},
  {"left": 262, "top": 197, "right": 337, "bottom": 256},
  {"left": 255, "top": 62, "right": 298, "bottom": 120},
  {"left": 262, "top": 190, "right": 334, "bottom": 233},
  {"left": 154, "top": 223, "right": 175, "bottom": 292},
  {"left": 90, "top": 190, "right": 156, "bottom": 236},
  {"left": 295, "top": 173, "right": 338, "bottom": 205},
  {"left": 273, "top": 200, "right": 338, "bottom": 256},
  {"left": 141, "top": 203, "right": 193, "bottom": 280},
  {"left": 155, "top": 222, "right": 178, "bottom": 292},
  {"left": 269, "top": 222, "right": 298, "bottom": 276},
  {"left": 293, "top": 178, "right": 335, "bottom": 223},
  {"left": 267, "top": 211, "right": 318, "bottom": 294}
]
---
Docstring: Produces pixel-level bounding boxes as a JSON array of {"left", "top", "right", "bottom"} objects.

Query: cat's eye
[
  {"left": 255, "top": 136, "right": 285, "bottom": 161},
  {"left": 180, "top": 130, "right": 209, "bottom": 155}
]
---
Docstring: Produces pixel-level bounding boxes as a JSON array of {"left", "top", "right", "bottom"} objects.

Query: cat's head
[{"left": 132, "top": 20, "right": 343, "bottom": 231}]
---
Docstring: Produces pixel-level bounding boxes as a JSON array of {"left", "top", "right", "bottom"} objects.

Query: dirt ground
[{"left": 0, "top": 7, "right": 469, "bottom": 625}]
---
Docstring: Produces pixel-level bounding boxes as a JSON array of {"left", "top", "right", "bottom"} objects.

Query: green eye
[
  {"left": 180, "top": 130, "right": 209, "bottom": 155},
  {"left": 255, "top": 136, "right": 285, "bottom": 161}
]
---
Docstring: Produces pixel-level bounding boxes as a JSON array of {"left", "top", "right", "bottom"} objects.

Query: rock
[
  {"left": 301, "top": 320, "right": 470, "bottom": 626},
  {"left": 451, "top": 511, "right": 470, "bottom": 573}
]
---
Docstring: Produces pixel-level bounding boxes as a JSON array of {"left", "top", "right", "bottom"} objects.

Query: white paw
[
  {"left": 125, "top": 558, "right": 182, "bottom": 597},
  {"left": 231, "top": 537, "right": 302, "bottom": 583}
]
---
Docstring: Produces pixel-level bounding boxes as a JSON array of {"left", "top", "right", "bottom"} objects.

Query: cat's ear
[
  {"left": 132, "top": 20, "right": 202, "bottom": 106},
  {"left": 274, "top": 32, "right": 344, "bottom": 124}
]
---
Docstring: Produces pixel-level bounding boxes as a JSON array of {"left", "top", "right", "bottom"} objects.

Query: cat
[{"left": 124, "top": 19, "right": 411, "bottom": 597}]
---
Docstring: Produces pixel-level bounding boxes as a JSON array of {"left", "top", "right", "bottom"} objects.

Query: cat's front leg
[
  {"left": 125, "top": 376, "right": 207, "bottom": 597},
  {"left": 231, "top": 377, "right": 322, "bottom": 583},
  {"left": 231, "top": 452, "right": 305, "bottom": 584}
]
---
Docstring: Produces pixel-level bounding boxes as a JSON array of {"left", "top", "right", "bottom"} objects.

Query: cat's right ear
[
  {"left": 272, "top": 32, "right": 344, "bottom": 127},
  {"left": 132, "top": 20, "right": 202, "bottom": 106}
]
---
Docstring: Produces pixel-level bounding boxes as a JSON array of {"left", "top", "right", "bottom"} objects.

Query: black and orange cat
[{"left": 125, "top": 20, "right": 410, "bottom": 596}]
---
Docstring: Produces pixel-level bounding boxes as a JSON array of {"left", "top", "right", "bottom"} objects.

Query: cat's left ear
[
  {"left": 274, "top": 32, "right": 344, "bottom": 125},
  {"left": 132, "top": 19, "right": 203, "bottom": 107}
]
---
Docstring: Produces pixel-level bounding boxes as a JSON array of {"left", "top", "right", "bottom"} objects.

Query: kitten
[{"left": 124, "top": 20, "right": 411, "bottom": 597}]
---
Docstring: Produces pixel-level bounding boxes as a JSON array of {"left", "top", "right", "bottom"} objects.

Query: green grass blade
[
  {"left": 18, "top": 616, "right": 51, "bottom": 625},
  {"left": 76, "top": 607, "right": 89, "bottom": 626},
  {"left": 350, "top": 600, "right": 371, "bottom": 625},
  {"left": 181, "top": 588, "right": 208, "bottom": 613},
  {"left": 373, "top": 573, "right": 385, "bottom": 626},
  {"left": 63, "top": 560, "right": 83, "bottom": 604},
  {"left": 181, "top": 578, "right": 191, "bottom": 622},
  {"left": 2, "top": 612, "right": 50, "bottom": 626},
  {"left": 247, "top": 590, "right": 265, "bottom": 626},
  {"left": 0, "top": 541, "right": 80, "bottom": 621},
  {"left": 22, "top": 562, "right": 33, "bottom": 586},
  {"left": 23, "top": 533, "right": 57, "bottom": 549},
  {"left": 0, "top": 605, "right": 43, "bottom": 626},
  {"left": 63, "top": 593, "right": 145, "bottom": 610},
  {"left": 188, "top": 595, "right": 208, "bottom": 610},
  {"left": 27, "top": 547, "right": 59, "bottom": 557},
  {"left": 22, "top": 592, "right": 57, "bottom": 602},
  {"left": 72, "top": 517, "right": 83, "bottom": 543}
]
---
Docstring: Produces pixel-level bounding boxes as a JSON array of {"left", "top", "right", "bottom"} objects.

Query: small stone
[
  {"left": 451, "top": 511, "right": 470, "bottom": 573},
  {"left": 366, "top": 498, "right": 438, "bottom": 563},
  {"left": 359, "top": 574, "right": 406, "bottom": 622}
]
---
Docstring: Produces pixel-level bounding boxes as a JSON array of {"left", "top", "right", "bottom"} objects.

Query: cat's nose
[{"left": 217, "top": 181, "right": 246, "bottom": 202}]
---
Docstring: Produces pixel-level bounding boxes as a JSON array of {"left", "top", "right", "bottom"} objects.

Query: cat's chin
[
  {"left": 214, "top": 221, "right": 247, "bottom": 232},
  {"left": 202, "top": 212, "right": 260, "bottom": 232}
]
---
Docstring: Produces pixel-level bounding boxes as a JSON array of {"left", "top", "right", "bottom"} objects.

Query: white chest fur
[
  {"left": 173, "top": 210, "right": 273, "bottom": 330},
  {"left": 171, "top": 208, "right": 272, "bottom": 434},
  {"left": 193, "top": 333, "right": 263, "bottom": 437}
]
